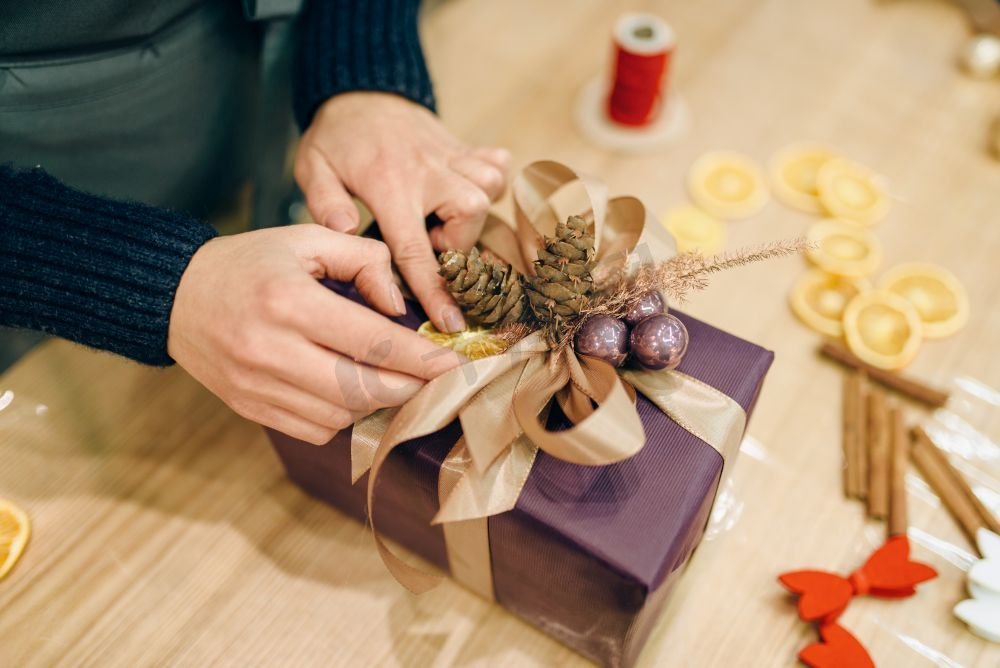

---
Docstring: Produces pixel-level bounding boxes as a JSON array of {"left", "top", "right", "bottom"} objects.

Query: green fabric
[
  {"left": 0, "top": 1, "right": 262, "bottom": 217},
  {"left": 0, "top": 0, "right": 204, "bottom": 56}
]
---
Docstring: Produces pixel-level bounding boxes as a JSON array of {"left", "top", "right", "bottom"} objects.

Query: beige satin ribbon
[{"left": 349, "top": 161, "right": 748, "bottom": 596}]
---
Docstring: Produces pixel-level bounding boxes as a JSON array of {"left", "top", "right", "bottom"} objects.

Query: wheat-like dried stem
[{"left": 547, "top": 238, "right": 810, "bottom": 355}]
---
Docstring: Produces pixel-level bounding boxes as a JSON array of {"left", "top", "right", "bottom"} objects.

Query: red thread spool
[{"left": 607, "top": 14, "right": 675, "bottom": 128}]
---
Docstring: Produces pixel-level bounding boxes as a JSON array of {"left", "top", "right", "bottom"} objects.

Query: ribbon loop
[{"left": 513, "top": 353, "right": 645, "bottom": 466}]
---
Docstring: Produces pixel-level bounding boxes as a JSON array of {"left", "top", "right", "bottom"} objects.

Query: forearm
[
  {"left": 0, "top": 165, "right": 217, "bottom": 366},
  {"left": 293, "top": 0, "right": 436, "bottom": 130}
]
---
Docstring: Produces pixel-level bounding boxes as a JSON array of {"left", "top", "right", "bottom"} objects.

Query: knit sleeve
[
  {"left": 293, "top": 0, "right": 436, "bottom": 130},
  {"left": 0, "top": 165, "right": 218, "bottom": 366}
]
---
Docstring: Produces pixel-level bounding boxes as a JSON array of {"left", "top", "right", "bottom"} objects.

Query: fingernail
[
  {"left": 442, "top": 307, "right": 465, "bottom": 333},
  {"left": 389, "top": 284, "right": 406, "bottom": 315},
  {"left": 328, "top": 211, "right": 358, "bottom": 234}
]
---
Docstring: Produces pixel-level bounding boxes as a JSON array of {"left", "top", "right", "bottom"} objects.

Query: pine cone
[
  {"left": 438, "top": 248, "right": 529, "bottom": 327},
  {"left": 525, "top": 215, "right": 595, "bottom": 326}
]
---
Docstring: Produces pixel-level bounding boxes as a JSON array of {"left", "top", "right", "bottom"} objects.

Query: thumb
[
  {"left": 290, "top": 226, "right": 405, "bottom": 317},
  {"left": 298, "top": 152, "right": 360, "bottom": 233}
]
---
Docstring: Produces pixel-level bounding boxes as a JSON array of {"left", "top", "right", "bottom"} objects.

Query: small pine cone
[
  {"left": 438, "top": 248, "right": 529, "bottom": 327},
  {"left": 525, "top": 215, "right": 595, "bottom": 326}
]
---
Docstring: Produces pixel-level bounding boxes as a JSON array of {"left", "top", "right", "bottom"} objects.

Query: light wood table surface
[{"left": 2, "top": 0, "right": 999, "bottom": 665}]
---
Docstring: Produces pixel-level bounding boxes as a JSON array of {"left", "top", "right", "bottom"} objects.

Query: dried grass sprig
[
  {"left": 548, "top": 237, "right": 810, "bottom": 355},
  {"left": 494, "top": 321, "right": 535, "bottom": 347}
]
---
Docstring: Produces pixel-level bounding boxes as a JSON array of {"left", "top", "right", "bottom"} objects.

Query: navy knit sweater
[{"left": 0, "top": 0, "right": 434, "bottom": 366}]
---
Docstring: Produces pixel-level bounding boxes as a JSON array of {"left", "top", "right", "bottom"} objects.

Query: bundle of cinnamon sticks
[
  {"left": 841, "top": 371, "right": 911, "bottom": 535},
  {"left": 838, "top": 359, "right": 1000, "bottom": 555}
]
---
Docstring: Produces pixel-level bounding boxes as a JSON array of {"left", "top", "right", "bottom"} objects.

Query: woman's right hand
[{"left": 167, "top": 224, "right": 462, "bottom": 445}]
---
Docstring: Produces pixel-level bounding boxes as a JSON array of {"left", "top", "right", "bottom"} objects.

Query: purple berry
[
  {"left": 630, "top": 314, "right": 688, "bottom": 370},
  {"left": 624, "top": 290, "right": 667, "bottom": 326},
  {"left": 575, "top": 315, "right": 629, "bottom": 367}
]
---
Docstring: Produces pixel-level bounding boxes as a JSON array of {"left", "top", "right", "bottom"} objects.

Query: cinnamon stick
[
  {"left": 820, "top": 341, "right": 950, "bottom": 408},
  {"left": 855, "top": 373, "right": 869, "bottom": 500},
  {"left": 888, "top": 406, "right": 910, "bottom": 536},
  {"left": 910, "top": 427, "right": 997, "bottom": 550},
  {"left": 840, "top": 373, "right": 860, "bottom": 499},
  {"left": 841, "top": 370, "right": 866, "bottom": 499},
  {"left": 913, "top": 427, "right": 1000, "bottom": 536},
  {"left": 867, "top": 389, "right": 890, "bottom": 519}
]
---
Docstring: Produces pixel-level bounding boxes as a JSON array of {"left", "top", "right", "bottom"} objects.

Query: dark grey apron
[{"left": 0, "top": 0, "right": 299, "bottom": 224}]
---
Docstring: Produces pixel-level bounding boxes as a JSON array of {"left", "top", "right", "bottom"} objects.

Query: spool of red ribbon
[{"left": 607, "top": 14, "right": 675, "bottom": 127}]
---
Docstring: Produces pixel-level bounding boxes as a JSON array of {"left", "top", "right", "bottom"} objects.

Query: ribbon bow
[
  {"left": 779, "top": 535, "right": 937, "bottom": 624},
  {"left": 351, "top": 161, "right": 748, "bottom": 595}
]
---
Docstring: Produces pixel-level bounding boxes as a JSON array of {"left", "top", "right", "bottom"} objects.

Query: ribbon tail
[
  {"left": 459, "top": 353, "right": 532, "bottom": 476},
  {"left": 434, "top": 429, "right": 541, "bottom": 525},
  {"left": 350, "top": 407, "right": 398, "bottom": 483}
]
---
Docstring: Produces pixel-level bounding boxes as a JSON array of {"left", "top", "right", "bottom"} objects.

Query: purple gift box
[{"left": 266, "top": 281, "right": 773, "bottom": 667}]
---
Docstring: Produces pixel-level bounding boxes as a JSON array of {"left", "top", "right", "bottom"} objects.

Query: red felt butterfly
[{"left": 779, "top": 535, "right": 937, "bottom": 623}]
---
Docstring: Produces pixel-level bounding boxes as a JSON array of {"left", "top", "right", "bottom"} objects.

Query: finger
[
  {"left": 249, "top": 326, "right": 430, "bottom": 410},
  {"left": 254, "top": 328, "right": 424, "bottom": 410},
  {"left": 259, "top": 331, "right": 432, "bottom": 408},
  {"left": 237, "top": 399, "right": 338, "bottom": 446},
  {"left": 288, "top": 285, "right": 464, "bottom": 379},
  {"left": 426, "top": 171, "right": 490, "bottom": 252},
  {"left": 246, "top": 373, "right": 357, "bottom": 429},
  {"left": 296, "top": 151, "right": 360, "bottom": 233},
  {"left": 289, "top": 226, "right": 405, "bottom": 316},
  {"left": 369, "top": 195, "right": 467, "bottom": 333},
  {"left": 469, "top": 146, "right": 513, "bottom": 175},
  {"left": 448, "top": 155, "right": 507, "bottom": 201}
]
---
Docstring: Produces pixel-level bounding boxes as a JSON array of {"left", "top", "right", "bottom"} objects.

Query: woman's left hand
[{"left": 294, "top": 92, "right": 512, "bottom": 334}]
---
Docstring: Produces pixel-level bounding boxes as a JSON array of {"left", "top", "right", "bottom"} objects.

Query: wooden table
[{"left": 2, "top": 0, "right": 999, "bottom": 665}]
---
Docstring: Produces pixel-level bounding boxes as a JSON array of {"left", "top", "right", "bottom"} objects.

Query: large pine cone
[
  {"left": 525, "top": 215, "right": 595, "bottom": 325},
  {"left": 438, "top": 248, "right": 529, "bottom": 327}
]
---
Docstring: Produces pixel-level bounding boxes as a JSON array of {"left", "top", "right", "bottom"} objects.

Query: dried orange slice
[
  {"left": 769, "top": 143, "right": 837, "bottom": 214},
  {"left": 789, "top": 270, "right": 871, "bottom": 337},
  {"left": 687, "top": 151, "right": 769, "bottom": 220},
  {"left": 806, "top": 219, "right": 882, "bottom": 277},
  {"left": 843, "top": 291, "right": 923, "bottom": 370},
  {"left": 816, "top": 158, "right": 889, "bottom": 225},
  {"left": 417, "top": 321, "right": 509, "bottom": 360},
  {"left": 0, "top": 498, "right": 30, "bottom": 581},
  {"left": 662, "top": 205, "right": 726, "bottom": 254},
  {"left": 879, "top": 263, "right": 969, "bottom": 339}
]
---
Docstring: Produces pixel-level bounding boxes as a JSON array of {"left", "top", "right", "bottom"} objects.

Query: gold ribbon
[{"left": 351, "top": 161, "right": 748, "bottom": 595}]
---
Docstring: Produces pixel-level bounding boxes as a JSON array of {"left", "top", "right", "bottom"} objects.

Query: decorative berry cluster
[{"left": 574, "top": 290, "right": 689, "bottom": 370}]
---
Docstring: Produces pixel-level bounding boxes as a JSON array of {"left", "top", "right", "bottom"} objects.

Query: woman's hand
[
  {"left": 167, "top": 225, "right": 462, "bottom": 445},
  {"left": 294, "top": 92, "right": 512, "bottom": 334}
]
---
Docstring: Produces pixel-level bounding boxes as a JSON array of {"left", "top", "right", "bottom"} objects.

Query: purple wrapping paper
[{"left": 267, "top": 281, "right": 773, "bottom": 667}]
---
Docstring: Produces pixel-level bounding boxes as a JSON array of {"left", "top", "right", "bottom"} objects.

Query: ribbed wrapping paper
[{"left": 267, "top": 281, "right": 773, "bottom": 667}]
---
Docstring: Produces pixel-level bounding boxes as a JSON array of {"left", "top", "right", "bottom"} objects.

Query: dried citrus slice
[
  {"left": 843, "top": 291, "right": 923, "bottom": 370},
  {"left": 0, "top": 498, "right": 30, "bottom": 581},
  {"left": 789, "top": 270, "right": 871, "bottom": 337},
  {"left": 662, "top": 205, "right": 726, "bottom": 254},
  {"left": 769, "top": 143, "right": 837, "bottom": 214},
  {"left": 417, "top": 321, "right": 510, "bottom": 360},
  {"left": 816, "top": 157, "right": 889, "bottom": 225},
  {"left": 806, "top": 219, "right": 882, "bottom": 277},
  {"left": 879, "top": 263, "right": 969, "bottom": 339},
  {"left": 687, "top": 151, "right": 768, "bottom": 220}
]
